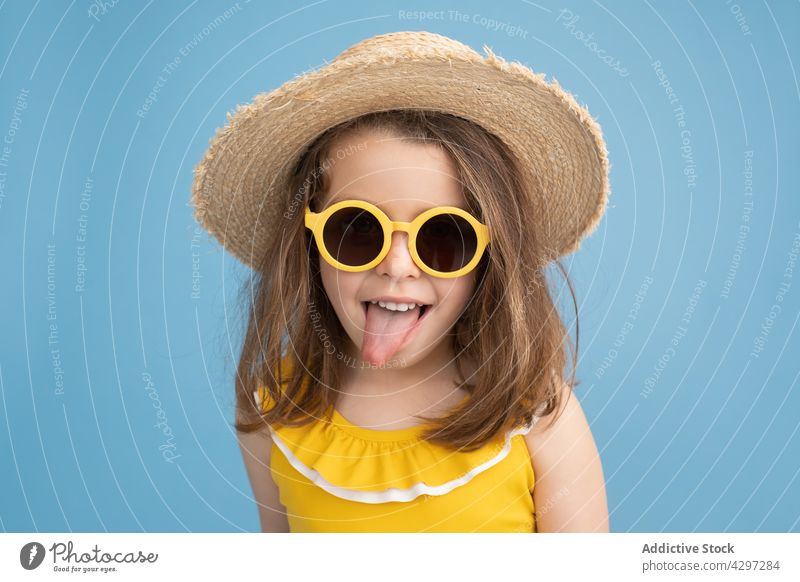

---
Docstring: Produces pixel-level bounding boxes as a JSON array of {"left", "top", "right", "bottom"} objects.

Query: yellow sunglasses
[{"left": 304, "top": 199, "right": 491, "bottom": 279}]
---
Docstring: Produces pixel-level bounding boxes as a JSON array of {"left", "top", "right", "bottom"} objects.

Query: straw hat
[{"left": 191, "top": 30, "right": 609, "bottom": 269}]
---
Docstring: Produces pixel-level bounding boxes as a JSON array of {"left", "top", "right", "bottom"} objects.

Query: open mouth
[
  {"left": 361, "top": 302, "right": 431, "bottom": 318},
  {"left": 359, "top": 301, "right": 435, "bottom": 363}
]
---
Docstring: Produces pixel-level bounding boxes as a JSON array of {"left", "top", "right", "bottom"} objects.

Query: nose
[{"left": 374, "top": 230, "right": 421, "bottom": 280}]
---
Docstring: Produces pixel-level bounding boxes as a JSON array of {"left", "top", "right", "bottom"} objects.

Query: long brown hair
[{"left": 234, "top": 109, "right": 579, "bottom": 452}]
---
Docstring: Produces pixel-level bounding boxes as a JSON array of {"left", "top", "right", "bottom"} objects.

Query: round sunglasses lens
[
  {"left": 417, "top": 214, "right": 478, "bottom": 273},
  {"left": 323, "top": 207, "right": 383, "bottom": 267}
]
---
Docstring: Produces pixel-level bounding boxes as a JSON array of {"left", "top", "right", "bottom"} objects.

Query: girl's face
[{"left": 316, "top": 129, "right": 477, "bottom": 369}]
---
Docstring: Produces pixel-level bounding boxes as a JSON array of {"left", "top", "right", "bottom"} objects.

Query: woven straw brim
[{"left": 191, "top": 31, "right": 609, "bottom": 269}]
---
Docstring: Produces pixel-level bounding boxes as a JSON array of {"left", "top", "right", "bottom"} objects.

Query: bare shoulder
[
  {"left": 524, "top": 377, "right": 584, "bottom": 442},
  {"left": 523, "top": 378, "right": 609, "bottom": 532},
  {"left": 237, "top": 427, "right": 290, "bottom": 533}
]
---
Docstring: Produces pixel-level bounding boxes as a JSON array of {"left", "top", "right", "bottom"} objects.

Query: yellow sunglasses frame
[{"left": 304, "top": 199, "right": 491, "bottom": 279}]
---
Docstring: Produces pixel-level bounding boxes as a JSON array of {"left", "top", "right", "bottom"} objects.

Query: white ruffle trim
[{"left": 259, "top": 397, "right": 541, "bottom": 504}]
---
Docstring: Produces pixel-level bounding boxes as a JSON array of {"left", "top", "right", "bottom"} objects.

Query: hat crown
[{"left": 332, "top": 30, "right": 478, "bottom": 64}]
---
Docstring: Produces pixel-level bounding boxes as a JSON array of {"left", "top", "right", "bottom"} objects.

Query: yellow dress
[{"left": 254, "top": 370, "right": 540, "bottom": 533}]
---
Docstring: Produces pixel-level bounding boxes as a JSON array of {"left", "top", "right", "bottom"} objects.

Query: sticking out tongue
[{"left": 361, "top": 303, "right": 422, "bottom": 366}]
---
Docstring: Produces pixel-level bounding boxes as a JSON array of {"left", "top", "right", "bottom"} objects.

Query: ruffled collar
[{"left": 256, "top": 387, "right": 538, "bottom": 504}]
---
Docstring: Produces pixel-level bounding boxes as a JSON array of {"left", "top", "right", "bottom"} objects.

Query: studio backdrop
[{"left": 0, "top": 0, "right": 798, "bottom": 532}]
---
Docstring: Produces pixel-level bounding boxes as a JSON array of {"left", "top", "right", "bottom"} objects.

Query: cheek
[
  {"left": 319, "top": 262, "right": 361, "bottom": 318},
  {"left": 431, "top": 275, "right": 477, "bottom": 322},
  {"left": 319, "top": 261, "right": 335, "bottom": 295}
]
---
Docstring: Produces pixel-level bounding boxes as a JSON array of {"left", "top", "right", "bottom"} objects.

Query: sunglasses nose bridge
[
  {"left": 379, "top": 220, "right": 419, "bottom": 271},
  {"left": 389, "top": 220, "right": 414, "bottom": 234},
  {"left": 387, "top": 220, "right": 418, "bottom": 254},
  {"left": 385, "top": 220, "right": 414, "bottom": 251}
]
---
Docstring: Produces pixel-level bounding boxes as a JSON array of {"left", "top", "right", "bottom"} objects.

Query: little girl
[{"left": 192, "top": 31, "right": 609, "bottom": 532}]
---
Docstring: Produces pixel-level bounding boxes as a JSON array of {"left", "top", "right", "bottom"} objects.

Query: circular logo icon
[{"left": 20, "top": 542, "right": 46, "bottom": 570}]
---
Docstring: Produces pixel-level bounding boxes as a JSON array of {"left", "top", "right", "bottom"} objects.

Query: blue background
[{"left": 0, "top": 0, "right": 798, "bottom": 532}]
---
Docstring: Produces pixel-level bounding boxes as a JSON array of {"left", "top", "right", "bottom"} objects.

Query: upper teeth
[{"left": 370, "top": 300, "right": 424, "bottom": 312}]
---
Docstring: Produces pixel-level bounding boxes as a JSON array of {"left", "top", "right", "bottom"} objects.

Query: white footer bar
[{"left": 2, "top": 533, "right": 798, "bottom": 581}]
